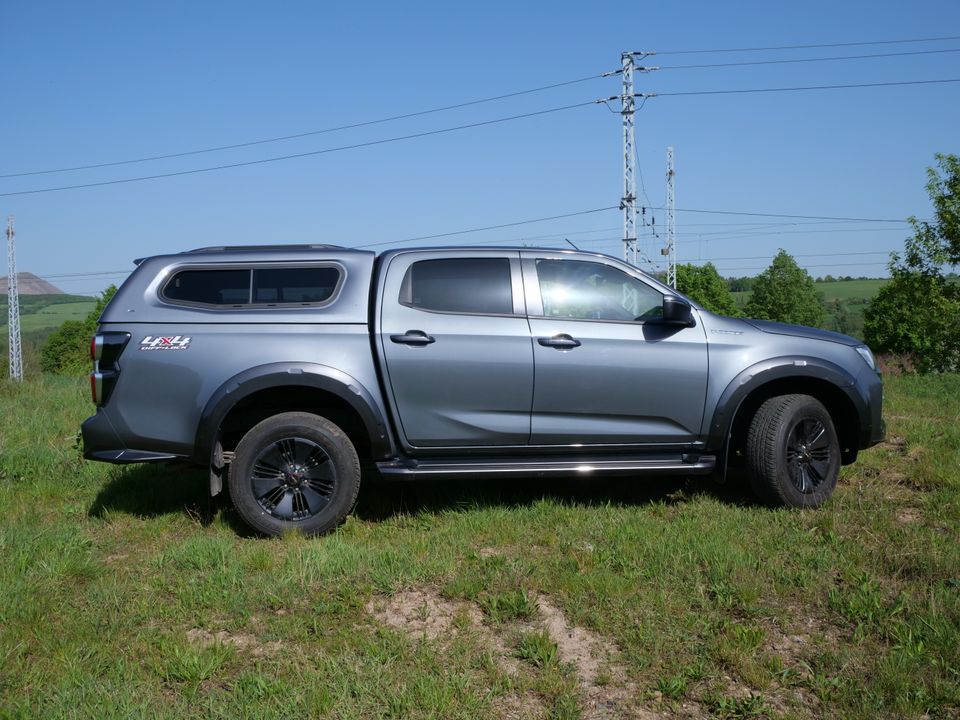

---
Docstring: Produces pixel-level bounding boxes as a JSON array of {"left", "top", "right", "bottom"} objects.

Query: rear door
[
  {"left": 522, "top": 251, "right": 708, "bottom": 447},
  {"left": 377, "top": 250, "right": 534, "bottom": 449}
]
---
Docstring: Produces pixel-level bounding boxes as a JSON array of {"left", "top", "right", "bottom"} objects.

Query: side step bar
[{"left": 377, "top": 454, "right": 715, "bottom": 480}]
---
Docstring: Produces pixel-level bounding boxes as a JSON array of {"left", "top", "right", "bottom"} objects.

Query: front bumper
[{"left": 859, "top": 367, "right": 885, "bottom": 449}]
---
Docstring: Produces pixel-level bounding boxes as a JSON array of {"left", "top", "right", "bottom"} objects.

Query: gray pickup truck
[{"left": 82, "top": 245, "right": 884, "bottom": 536}]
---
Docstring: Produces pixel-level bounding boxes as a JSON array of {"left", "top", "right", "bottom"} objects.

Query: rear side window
[
  {"left": 400, "top": 258, "right": 513, "bottom": 314},
  {"left": 162, "top": 265, "right": 342, "bottom": 307},
  {"left": 253, "top": 267, "right": 340, "bottom": 303},
  {"left": 163, "top": 269, "right": 250, "bottom": 305}
]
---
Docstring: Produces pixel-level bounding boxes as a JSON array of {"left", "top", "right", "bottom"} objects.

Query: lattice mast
[
  {"left": 6, "top": 215, "right": 23, "bottom": 381},
  {"left": 618, "top": 51, "right": 656, "bottom": 267},
  {"left": 665, "top": 147, "right": 677, "bottom": 288},
  {"left": 620, "top": 52, "right": 637, "bottom": 266}
]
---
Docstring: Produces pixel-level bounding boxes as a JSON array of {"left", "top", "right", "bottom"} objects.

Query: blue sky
[{"left": 2, "top": 0, "right": 958, "bottom": 294}]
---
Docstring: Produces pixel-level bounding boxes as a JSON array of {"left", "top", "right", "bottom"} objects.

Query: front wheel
[
  {"left": 229, "top": 412, "right": 361, "bottom": 536},
  {"left": 746, "top": 394, "right": 840, "bottom": 508}
]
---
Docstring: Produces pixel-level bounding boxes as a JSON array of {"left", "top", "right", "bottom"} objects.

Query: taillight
[{"left": 90, "top": 332, "right": 130, "bottom": 406}]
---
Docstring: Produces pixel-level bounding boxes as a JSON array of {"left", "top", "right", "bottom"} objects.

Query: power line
[
  {"left": 654, "top": 78, "right": 960, "bottom": 97},
  {"left": 678, "top": 229, "right": 908, "bottom": 246},
  {"left": 352, "top": 206, "right": 619, "bottom": 248},
  {"left": 670, "top": 219, "right": 900, "bottom": 227},
  {"left": 20, "top": 203, "right": 917, "bottom": 279},
  {"left": 680, "top": 224, "right": 906, "bottom": 237},
  {"left": 4, "top": 81, "right": 955, "bottom": 198},
  {"left": 659, "top": 47, "right": 960, "bottom": 70},
  {"left": 7, "top": 37, "right": 955, "bottom": 180},
  {"left": 718, "top": 261, "right": 890, "bottom": 271},
  {"left": 0, "top": 101, "right": 599, "bottom": 198},
  {"left": 679, "top": 227, "right": 908, "bottom": 242},
  {"left": 674, "top": 207, "right": 909, "bottom": 222},
  {"left": 37, "top": 270, "right": 130, "bottom": 279},
  {"left": 657, "top": 35, "right": 960, "bottom": 55},
  {"left": 0, "top": 74, "right": 609, "bottom": 179},
  {"left": 37, "top": 275, "right": 130, "bottom": 283},
  {"left": 688, "top": 250, "right": 895, "bottom": 261},
  {"left": 25, "top": 218, "right": 903, "bottom": 280}
]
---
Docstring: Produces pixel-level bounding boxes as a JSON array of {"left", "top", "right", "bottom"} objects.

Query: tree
[
  {"left": 41, "top": 286, "right": 117, "bottom": 375},
  {"left": 675, "top": 262, "right": 740, "bottom": 316},
  {"left": 824, "top": 298, "right": 852, "bottom": 336},
  {"left": 744, "top": 250, "right": 825, "bottom": 326},
  {"left": 864, "top": 154, "right": 960, "bottom": 372}
]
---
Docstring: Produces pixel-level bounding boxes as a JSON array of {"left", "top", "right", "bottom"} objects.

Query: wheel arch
[
  {"left": 195, "top": 363, "right": 394, "bottom": 492},
  {"left": 708, "top": 357, "right": 865, "bottom": 472}
]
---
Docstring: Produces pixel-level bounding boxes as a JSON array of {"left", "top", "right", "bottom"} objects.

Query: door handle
[
  {"left": 390, "top": 330, "right": 436, "bottom": 346},
  {"left": 537, "top": 334, "right": 581, "bottom": 350}
]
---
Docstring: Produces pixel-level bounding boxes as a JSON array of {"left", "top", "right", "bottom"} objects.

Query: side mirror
[{"left": 661, "top": 296, "right": 695, "bottom": 327}]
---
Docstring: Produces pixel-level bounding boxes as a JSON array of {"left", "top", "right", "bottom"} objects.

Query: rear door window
[{"left": 399, "top": 258, "right": 514, "bottom": 315}]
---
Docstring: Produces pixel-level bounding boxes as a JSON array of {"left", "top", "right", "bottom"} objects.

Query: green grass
[{"left": 1, "top": 373, "right": 958, "bottom": 718}]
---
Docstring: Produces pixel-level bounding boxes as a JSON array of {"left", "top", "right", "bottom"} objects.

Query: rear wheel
[
  {"left": 229, "top": 412, "right": 360, "bottom": 536},
  {"left": 746, "top": 394, "right": 840, "bottom": 508}
]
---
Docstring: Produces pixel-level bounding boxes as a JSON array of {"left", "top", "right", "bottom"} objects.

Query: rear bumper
[{"left": 81, "top": 412, "right": 184, "bottom": 464}]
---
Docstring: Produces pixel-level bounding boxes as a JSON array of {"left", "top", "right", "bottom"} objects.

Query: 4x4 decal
[{"left": 139, "top": 335, "right": 191, "bottom": 351}]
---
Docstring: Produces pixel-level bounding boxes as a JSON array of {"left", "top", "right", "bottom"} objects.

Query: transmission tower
[
  {"left": 6, "top": 215, "right": 23, "bottom": 381},
  {"left": 664, "top": 147, "right": 677, "bottom": 288},
  {"left": 618, "top": 51, "right": 656, "bottom": 266}
]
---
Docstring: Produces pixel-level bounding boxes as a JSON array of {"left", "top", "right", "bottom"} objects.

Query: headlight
[{"left": 855, "top": 346, "right": 876, "bottom": 371}]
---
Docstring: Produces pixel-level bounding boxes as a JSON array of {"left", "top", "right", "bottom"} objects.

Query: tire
[
  {"left": 229, "top": 412, "right": 361, "bottom": 537},
  {"left": 746, "top": 394, "right": 840, "bottom": 508}
]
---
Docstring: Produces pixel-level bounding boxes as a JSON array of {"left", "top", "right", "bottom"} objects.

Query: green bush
[
  {"left": 40, "top": 286, "right": 117, "bottom": 375},
  {"left": 744, "top": 249, "right": 825, "bottom": 327},
  {"left": 676, "top": 262, "right": 740, "bottom": 316},
  {"left": 864, "top": 154, "right": 960, "bottom": 372}
]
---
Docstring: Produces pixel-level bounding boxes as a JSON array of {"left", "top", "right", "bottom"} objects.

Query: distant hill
[{"left": 0, "top": 272, "right": 64, "bottom": 295}]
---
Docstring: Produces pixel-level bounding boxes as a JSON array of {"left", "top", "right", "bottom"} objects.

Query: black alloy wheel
[
  {"left": 250, "top": 437, "right": 336, "bottom": 521},
  {"left": 229, "top": 412, "right": 361, "bottom": 536},
  {"left": 746, "top": 394, "right": 841, "bottom": 508},
  {"left": 785, "top": 417, "right": 833, "bottom": 495}
]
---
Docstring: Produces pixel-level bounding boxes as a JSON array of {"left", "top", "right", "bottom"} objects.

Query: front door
[{"left": 523, "top": 252, "right": 708, "bottom": 447}]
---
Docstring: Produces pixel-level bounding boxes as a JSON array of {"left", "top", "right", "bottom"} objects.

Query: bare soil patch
[
  {"left": 365, "top": 588, "right": 482, "bottom": 641},
  {"left": 186, "top": 628, "right": 281, "bottom": 657}
]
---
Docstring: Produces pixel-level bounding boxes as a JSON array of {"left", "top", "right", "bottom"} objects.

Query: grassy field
[
  {"left": 815, "top": 280, "right": 889, "bottom": 302},
  {"left": 1, "top": 374, "right": 958, "bottom": 719},
  {"left": 16, "top": 301, "right": 97, "bottom": 333},
  {"left": 0, "top": 295, "right": 96, "bottom": 333},
  {"left": 731, "top": 279, "right": 889, "bottom": 309},
  {"left": 1, "top": 294, "right": 96, "bottom": 338}
]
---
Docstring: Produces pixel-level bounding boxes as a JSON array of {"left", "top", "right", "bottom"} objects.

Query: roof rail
[{"left": 184, "top": 244, "right": 343, "bottom": 253}]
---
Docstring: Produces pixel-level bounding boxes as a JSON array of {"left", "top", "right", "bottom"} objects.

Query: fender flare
[
  {"left": 705, "top": 355, "right": 866, "bottom": 453},
  {"left": 194, "top": 362, "right": 394, "bottom": 466}
]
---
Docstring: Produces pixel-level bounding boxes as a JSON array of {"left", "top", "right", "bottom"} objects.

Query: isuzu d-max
[{"left": 82, "top": 245, "right": 884, "bottom": 536}]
